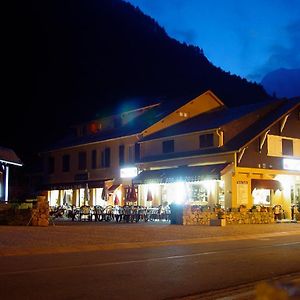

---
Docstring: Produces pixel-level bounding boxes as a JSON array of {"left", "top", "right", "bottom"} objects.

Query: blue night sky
[{"left": 126, "top": 0, "right": 300, "bottom": 83}]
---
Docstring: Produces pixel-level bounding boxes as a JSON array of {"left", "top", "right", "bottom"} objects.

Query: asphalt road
[{"left": 0, "top": 223, "right": 300, "bottom": 299}]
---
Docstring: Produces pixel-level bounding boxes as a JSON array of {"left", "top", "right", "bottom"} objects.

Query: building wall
[
  {"left": 239, "top": 106, "right": 300, "bottom": 170},
  {"left": 140, "top": 130, "right": 220, "bottom": 159},
  {"left": 221, "top": 164, "right": 234, "bottom": 209},
  {"left": 0, "top": 170, "right": 3, "bottom": 201},
  {"left": 43, "top": 135, "right": 138, "bottom": 187},
  {"left": 138, "top": 153, "right": 234, "bottom": 171},
  {"left": 228, "top": 107, "right": 300, "bottom": 217}
]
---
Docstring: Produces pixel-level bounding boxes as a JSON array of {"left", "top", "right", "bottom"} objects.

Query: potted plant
[
  {"left": 217, "top": 209, "right": 225, "bottom": 219},
  {"left": 239, "top": 204, "right": 247, "bottom": 213},
  {"left": 210, "top": 207, "right": 226, "bottom": 226}
]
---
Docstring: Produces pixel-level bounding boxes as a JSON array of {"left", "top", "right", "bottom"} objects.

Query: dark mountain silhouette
[
  {"left": 261, "top": 68, "right": 300, "bottom": 98},
  {"left": 7, "top": 0, "right": 269, "bottom": 167}
]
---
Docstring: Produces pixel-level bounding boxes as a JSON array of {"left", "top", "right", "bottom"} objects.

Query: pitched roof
[
  {"left": 140, "top": 99, "right": 281, "bottom": 142},
  {"left": 0, "top": 146, "right": 23, "bottom": 166},
  {"left": 224, "top": 98, "right": 300, "bottom": 152},
  {"left": 138, "top": 98, "right": 300, "bottom": 163},
  {"left": 44, "top": 91, "right": 214, "bottom": 151}
]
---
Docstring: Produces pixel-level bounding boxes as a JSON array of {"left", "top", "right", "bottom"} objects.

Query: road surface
[{"left": 0, "top": 223, "right": 299, "bottom": 299}]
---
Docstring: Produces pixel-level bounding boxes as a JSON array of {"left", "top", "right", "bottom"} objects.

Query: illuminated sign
[
  {"left": 283, "top": 159, "right": 300, "bottom": 171},
  {"left": 120, "top": 167, "right": 137, "bottom": 178}
]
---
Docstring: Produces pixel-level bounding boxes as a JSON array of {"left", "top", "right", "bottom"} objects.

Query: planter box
[{"left": 210, "top": 219, "right": 226, "bottom": 226}]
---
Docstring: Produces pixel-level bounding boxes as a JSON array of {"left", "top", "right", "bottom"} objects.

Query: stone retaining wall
[
  {"left": 0, "top": 196, "right": 49, "bottom": 226},
  {"left": 30, "top": 196, "right": 49, "bottom": 226},
  {"left": 183, "top": 206, "right": 275, "bottom": 225}
]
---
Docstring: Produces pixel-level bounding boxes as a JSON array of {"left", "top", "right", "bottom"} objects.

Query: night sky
[
  {"left": 126, "top": 0, "right": 300, "bottom": 82},
  {"left": 4, "top": 0, "right": 299, "bottom": 168}
]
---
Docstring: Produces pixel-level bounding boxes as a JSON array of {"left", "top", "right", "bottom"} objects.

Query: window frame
[
  {"left": 62, "top": 154, "right": 70, "bottom": 172},
  {"left": 199, "top": 133, "right": 214, "bottom": 148},
  {"left": 78, "top": 151, "right": 87, "bottom": 170},
  {"left": 162, "top": 139, "right": 175, "bottom": 154},
  {"left": 91, "top": 149, "right": 97, "bottom": 169}
]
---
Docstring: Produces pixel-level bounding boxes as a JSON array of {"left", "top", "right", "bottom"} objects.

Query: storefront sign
[
  {"left": 120, "top": 167, "right": 137, "bottom": 178},
  {"left": 283, "top": 159, "right": 300, "bottom": 171}
]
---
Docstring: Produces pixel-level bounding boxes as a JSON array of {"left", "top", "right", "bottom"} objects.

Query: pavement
[{"left": 0, "top": 221, "right": 300, "bottom": 257}]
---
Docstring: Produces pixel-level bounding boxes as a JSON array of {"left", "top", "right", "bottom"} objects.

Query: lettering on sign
[{"left": 237, "top": 182, "right": 249, "bottom": 206}]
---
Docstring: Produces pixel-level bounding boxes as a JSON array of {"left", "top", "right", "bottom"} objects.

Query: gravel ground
[{"left": 0, "top": 221, "right": 299, "bottom": 256}]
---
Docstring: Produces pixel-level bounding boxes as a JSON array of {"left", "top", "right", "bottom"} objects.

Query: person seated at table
[{"left": 113, "top": 205, "right": 121, "bottom": 222}]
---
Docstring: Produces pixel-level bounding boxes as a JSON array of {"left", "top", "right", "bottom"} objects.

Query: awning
[
  {"left": 251, "top": 179, "right": 283, "bottom": 191},
  {"left": 133, "top": 163, "right": 228, "bottom": 184},
  {"left": 43, "top": 180, "right": 105, "bottom": 190},
  {"left": 108, "top": 184, "right": 121, "bottom": 193},
  {"left": 0, "top": 146, "right": 23, "bottom": 166}
]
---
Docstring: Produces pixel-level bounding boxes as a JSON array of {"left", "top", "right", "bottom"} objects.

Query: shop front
[
  {"left": 46, "top": 180, "right": 111, "bottom": 208},
  {"left": 133, "top": 163, "right": 227, "bottom": 209},
  {"left": 233, "top": 164, "right": 300, "bottom": 219}
]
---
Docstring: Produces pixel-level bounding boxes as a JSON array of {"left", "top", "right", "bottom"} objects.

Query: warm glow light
[
  {"left": 49, "top": 190, "right": 59, "bottom": 207},
  {"left": 283, "top": 158, "right": 300, "bottom": 171},
  {"left": 120, "top": 167, "right": 137, "bottom": 178},
  {"left": 116, "top": 189, "right": 122, "bottom": 201},
  {"left": 219, "top": 180, "right": 224, "bottom": 188},
  {"left": 252, "top": 188, "right": 270, "bottom": 205},
  {"left": 174, "top": 182, "right": 186, "bottom": 204},
  {"left": 275, "top": 174, "right": 294, "bottom": 190},
  {"left": 201, "top": 180, "right": 214, "bottom": 191}
]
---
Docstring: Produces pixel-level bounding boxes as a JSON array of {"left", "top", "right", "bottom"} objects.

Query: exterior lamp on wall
[
  {"left": 283, "top": 158, "right": 300, "bottom": 171},
  {"left": 120, "top": 167, "right": 138, "bottom": 178}
]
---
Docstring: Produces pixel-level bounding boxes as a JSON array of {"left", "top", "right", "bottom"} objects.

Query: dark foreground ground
[{"left": 0, "top": 222, "right": 300, "bottom": 299}]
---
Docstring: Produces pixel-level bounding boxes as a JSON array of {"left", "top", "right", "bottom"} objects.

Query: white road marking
[
  {"left": 0, "top": 241, "right": 299, "bottom": 277},
  {"left": 0, "top": 251, "right": 218, "bottom": 276}
]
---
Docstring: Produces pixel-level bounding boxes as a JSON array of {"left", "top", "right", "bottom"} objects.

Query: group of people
[{"left": 112, "top": 205, "right": 171, "bottom": 223}]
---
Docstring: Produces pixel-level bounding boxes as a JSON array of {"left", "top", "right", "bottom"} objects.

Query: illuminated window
[
  {"left": 199, "top": 133, "right": 214, "bottom": 148},
  {"left": 179, "top": 112, "right": 188, "bottom": 117},
  {"left": 162, "top": 140, "right": 174, "bottom": 153},
  {"left": 89, "top": 122, "right": 101, "bottom": 134}
]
